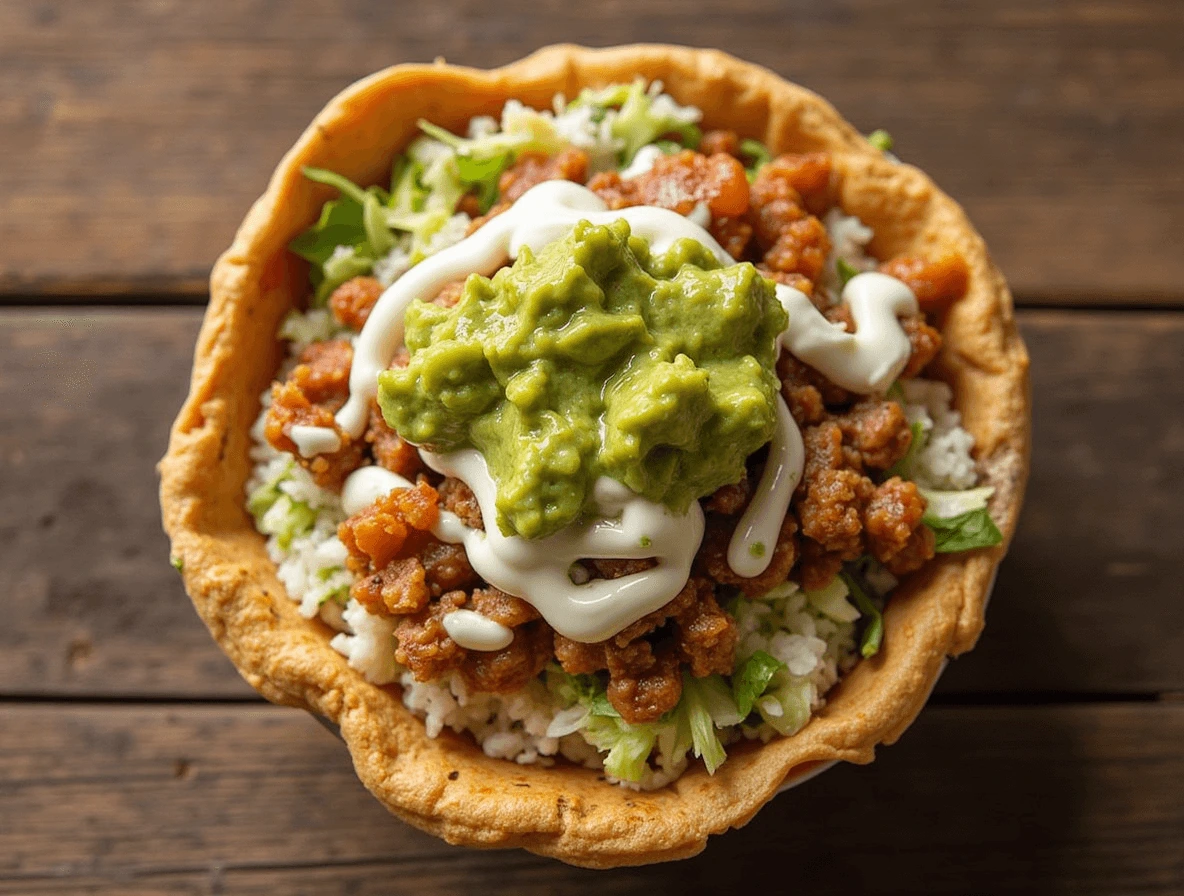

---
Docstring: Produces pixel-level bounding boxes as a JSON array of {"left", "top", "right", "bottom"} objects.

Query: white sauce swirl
[
  {"left": 333, "top": 181, "right": 919, "bottom": 640},
  {"left": 423, "top": 450, "right": 704, "bottom": 644},
  {"left": 775, "top": 273, "right": 918, "bottom": 394},
  {"left": 289, "top": 424, "right": 341, "bottom": 458},
  {"left": 342, "top": 460, "right": 703, "bottom": 644},
  {"left": 442, "top": 609, "right": 514, "bottom": 651}
]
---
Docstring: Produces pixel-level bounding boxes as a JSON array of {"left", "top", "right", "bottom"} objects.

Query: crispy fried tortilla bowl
[{"left": 159, "top": 44, "right": 1030, "bottom": 867}]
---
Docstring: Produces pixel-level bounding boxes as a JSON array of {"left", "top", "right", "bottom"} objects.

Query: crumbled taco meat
[
  {"left": 272, "top": 144, "right": 969, "bottom": 722},
  {"left": 697, "top": 129, "right": 742, "bottom": 158},
  {"left": 879, "top": 253, "right": 970, "bottom": 313},
  {"left": 329, "top": 275, "right": 383, "bottom": 330},
  {"left": 264, "top": 339, "right": 365, "bottom": 489},
  {"left": 588, "top": 149, "right": 749, "bottom": 218}
]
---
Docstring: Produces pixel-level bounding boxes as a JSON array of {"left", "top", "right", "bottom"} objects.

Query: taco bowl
[{"left": 160, "top": 44, "right": 1029, "bottom": 867}]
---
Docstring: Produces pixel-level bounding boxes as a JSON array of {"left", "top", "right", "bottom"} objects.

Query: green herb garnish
[
  {"left": 867, "top": 129, "right": 894, "bottom": 152},
  {"left": 841, "top": 571, "right": 883, "bottom": 658},
  {"left": 731, "top": 651, "right": 787, "bottom": 718},
  {"left": 836, "top": 257, "right": 860, "bottom": 288},
  {"left": 924, "top": 508, "right": 1003, "bottom": 553}
]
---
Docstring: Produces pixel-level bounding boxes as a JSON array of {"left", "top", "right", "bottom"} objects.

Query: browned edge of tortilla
[{"left": 159, "top": 43, "right": 1031, "bottom": 868}]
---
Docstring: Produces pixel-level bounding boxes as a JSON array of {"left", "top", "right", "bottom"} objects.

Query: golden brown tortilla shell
[{"left": 159, "top": 44, "right": 1030, "bottom": 868}]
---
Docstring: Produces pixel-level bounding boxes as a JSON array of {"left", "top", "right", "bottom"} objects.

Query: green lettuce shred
[
  {"left": 755, "top": 675, "right": 814, "bottom": 736},
  {"left": 924, "top": 507, "right": 1003, "bottom": 552},
  {"left": 732, "top": 651, "right": 786, "bottom": 718},
  {"left": 836, "top": 257, "right": 860, "bottom": 288},
  {"left": 867, "top": 129, "right": 895, "bottom": 152},
  {"left": 740, "top": 138, "right": 772, "bottom": 181},
  {"left": 572, "top": 79, "right": 701, "bottom": 162},
  {"left": 886, "top": 419, "right": 927, "bottom": 480},
  {"left": 920, "top": 485, "right": 994, "bottom": 518},
  {"left": 840, "top": 570, "right": 883, "bottom": 658}
]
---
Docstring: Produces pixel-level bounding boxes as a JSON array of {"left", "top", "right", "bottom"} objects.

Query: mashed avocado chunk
[{"left": 378, "top": 219, "right": 787, "bottom": 539}]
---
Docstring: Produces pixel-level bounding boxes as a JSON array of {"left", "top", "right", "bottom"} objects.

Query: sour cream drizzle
[
  {"left": 289, "top": 424, "right": 341, "bottom": 458},
  {"left": 334, "top": 181, "right": 918, "bottom": 643},
  {"left": 341, "top": 460, "right": 703, "bottom": 644}
]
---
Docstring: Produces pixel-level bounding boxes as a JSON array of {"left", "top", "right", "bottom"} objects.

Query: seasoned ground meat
[
  {"left": 338, "top": 482, "right": 440, "bottom": 614},
  {"left": 432, "top": 279, "right": 466, "bottom": 308},
  {"left": 329, "top": 276, "right": 383, "bottom": 330},
  {"left": 777, "top": 350, "right": 853, "bottom": 426},
  {"left": 589, "top": 150, "right": 749, "bottom": 218},
  {"left": 438, "top": 476, "right": 484, "bottom": 530},
  {"left": 606, "top": 641, "right": 684, "bottom": 724},
  {"left": 264, "top": 340, "right": 365, "bottom": 488},
  {"left": 762, "top": 215, "right": 831, "bottom": 285},
  {"left": 833, "top": 399, "right": 914, "bottom": 470},
  {"left": 674, "top": 584, "right": 739, "bottom": 678},
  {"left": 698, "top": 129, "right": 742, "bottom": 158},
  {"left": 420, "top": 539, "right": 480, "bottom": 595},
  {"left": 704, "top": 476, "right": 750, "bottom": 515},
  {"left": 462, "top": 622, "right": 553, "bottom": 693},
  {"left": 899, "top": 314, "right": 943, "bottom": 379},
  {"left": 552, "top": 634, "right": 605, "bottom": 675},
  {"left": 864, "top": 477, "right": 934, "bottom": 571},
  {"left": 395, "top": 585, "right": 551, "bottom": 693},
  {"left": 797, "top": 468, "right": 872, "bottom": 557},
  {"left": 698, "top": 512, "right": 799, "bottom": 597},
  {"left": 501, "top": 147, "right": 590, "bottom": 203},
  {"left": 880, "top": 253, "right": 969, "bottom": 313},
  {"left": 365, "top": 402, "right": 424, "bottom": 479},
  {"left": 710, "top": 215, "right": 754, "bottom": 259},
  {"left": 395, "top": 591, "right": 468, "bottom": 681},
  {"left": 553, "top": 575, "right": 737, "bottom": 723}
]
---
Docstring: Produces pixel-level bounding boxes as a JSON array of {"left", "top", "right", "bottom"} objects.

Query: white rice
[{"left": 900, "top": 378, "right": 979, "bottom": 490}]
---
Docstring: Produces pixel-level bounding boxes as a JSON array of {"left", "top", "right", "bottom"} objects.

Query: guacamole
[{"left": 378, "top": 219, "right": 787, "bottom": 539}]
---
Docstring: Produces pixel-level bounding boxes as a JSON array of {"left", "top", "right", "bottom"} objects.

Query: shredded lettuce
[
  {"left": 289, "top": 194, "right": 366, "bottom": 267},
  {"left": 740, "top": 137, "right": 772, "bottom": 181},
  {"left": 258, "top": 494, "right": 317, "bottom": 551},
  {"left": 572, "top": 79, "right": 702, "bottom": 162},
  {"left": 755, "top": 675, "right": 813, "bottom": 736},
  {"left": 583, "top": 715, "right": 659, "bottom": 782},
  {"left": 679, "top": 674, "right": 739, "bottom": 774},
  {"left": 732, "top": 651, "right": 786, "bottom": 718},
  {"left": 805, "top": 577, "right": 861, "bottom": 623},
  {"left": 247, "top": 461, "right": 318, "bottom": 550},
  {"left": 924, "top": 507, "right": 1003, "bottom": 552},
  {"left": 920, "top": 485, "right": 994, "bottom": 518},
  {"left": 246, "top": 458, "right": 295, "bottom": 521},
  {"left": 867, "top": 129, "right": 895, "bottom": 152},
  {"left": 415, "top": 120, "right": 514, "bottom": 213},
  {"left": 289, "top": 167, "right": 393, "bottom": 303},
  {"left": 836, "top": 257, "right": 860, "bottom": 288},
  {"left": 840, "top": 570, "right": 883, "bottom": 658},
  {"left": 886, "top": 420, "right": 927, "bottom": 480}
]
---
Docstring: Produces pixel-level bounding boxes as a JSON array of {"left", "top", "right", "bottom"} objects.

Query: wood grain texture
[
  {"left": 0, "top": 307, "right": 1181, "bottom": 699},
  {"left": 1, "top": 702, "right": 1181, "bottom": 892},
  {"left": 1, "top": 0, "right": 1181, "bottom": 300},
  {"left": 0, "top": 310, "right": 253, "bottom": 699}
]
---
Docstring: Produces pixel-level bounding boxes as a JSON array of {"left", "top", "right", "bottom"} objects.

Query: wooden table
[{"left": 2, "top": 2, "right": 1182, "bottom": 891}]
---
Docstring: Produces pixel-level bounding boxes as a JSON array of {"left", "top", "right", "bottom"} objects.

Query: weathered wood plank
[
  {"left": 0, "top": 310, "right": 253, "bottom": 698},
  {"left": 1, "top": 0, "right": 1181, "bottom": 300},
  {"left": 0, "top": 703, "right": 1180, "bottom": 892},
  {"left": 1, "top": 308, "right": 1182, "bottom": 697}
]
